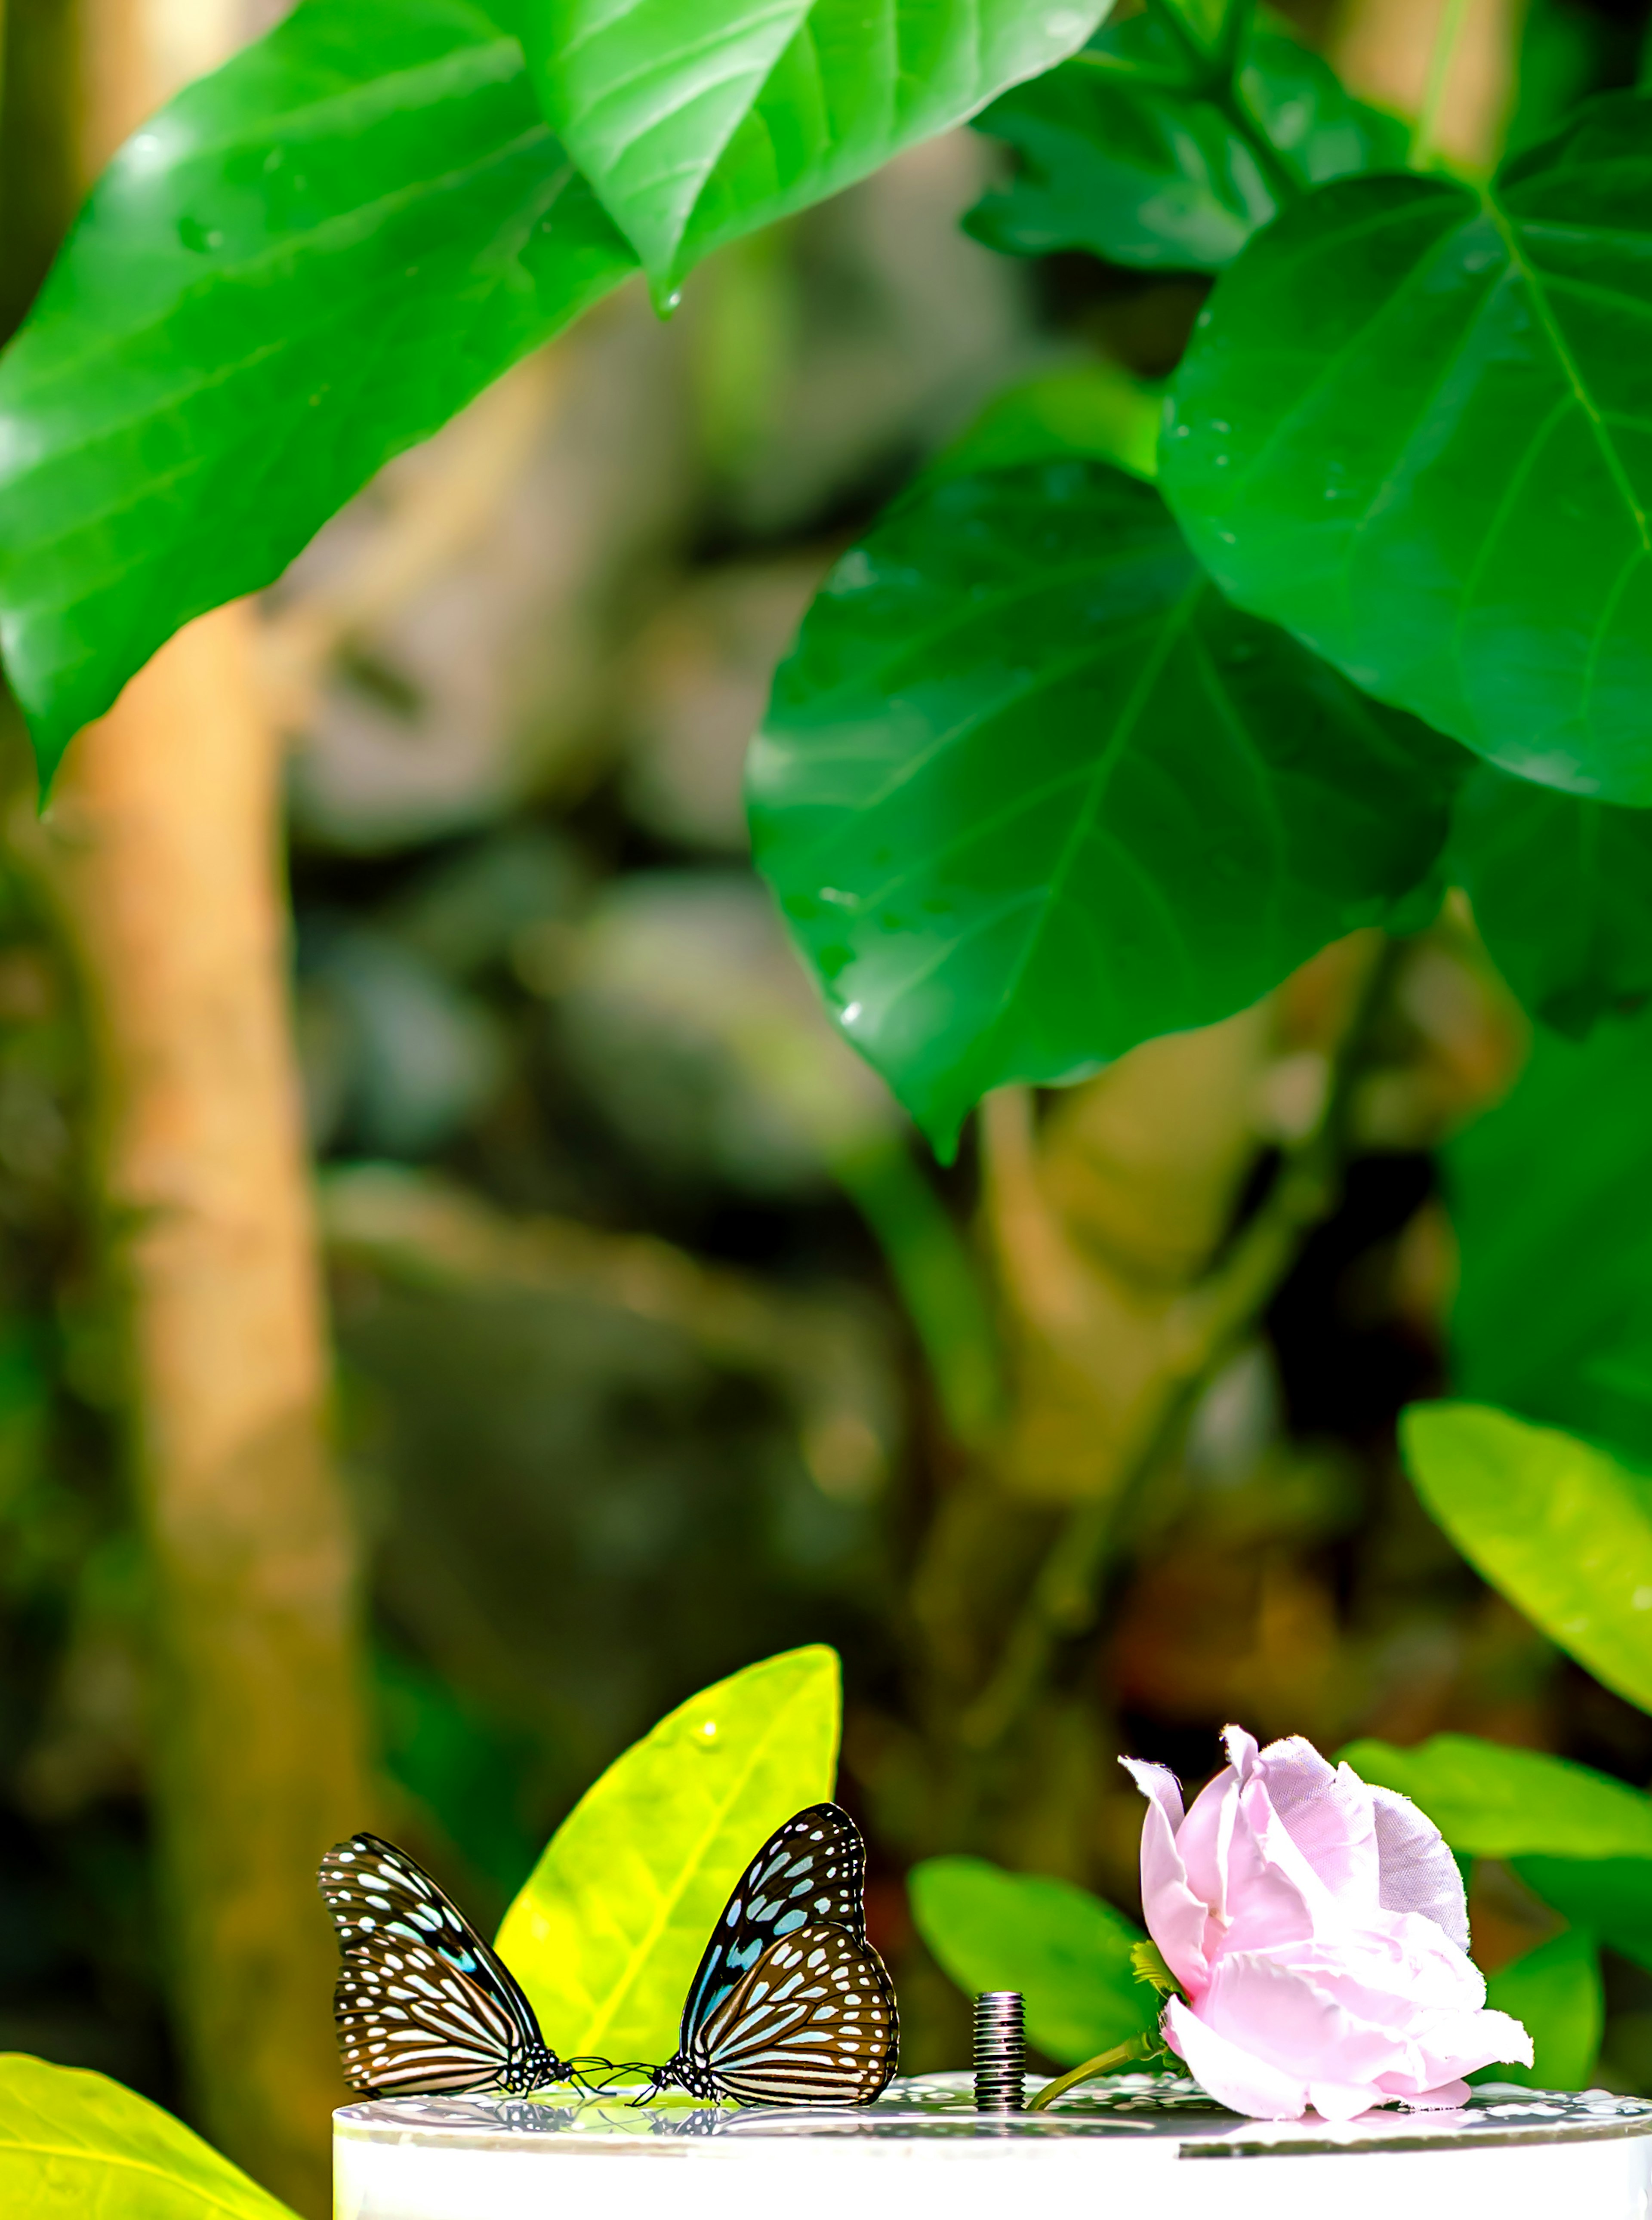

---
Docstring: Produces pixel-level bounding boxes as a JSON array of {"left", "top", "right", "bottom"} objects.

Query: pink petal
[
  {"left": 1307, "top": 2080, "right": 1380, "bottom": 2121},
  {"left": 1368, "top": 1784, "right": 1470, "bottom": 1953},
  {"left": 1214, "top": 1772, "right": 1321, "bottom": 1955},
  {"left": 1382, "top": 2078, "right": 1470, "bottom": 2110},
  {"left": 1175, "top": 1766, "right": 1236, "bottom": 1924},
  {"left": 1256, "top": 1740, "right": 1381, "bottom": 1914},
  {"left": 1120, "top": 1757, "right": 1209, "bottom": 1991},
  {"left": 1199, "top": 1947, "right": 1402, "bottom": 2085},
  {"left": 1165, "top": 1995, "right": 1308, "bottom": 2120},
  {"left": 1224, "top": 1724, "right": 1261, "bottom": 1779}
]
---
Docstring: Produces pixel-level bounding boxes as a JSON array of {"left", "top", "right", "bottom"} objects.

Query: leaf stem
[
  {"left": 1027, "top": 2032, "right": 1158, "bottom": 2111},
  {"left": 1409, "top": 0, "right": 1473, "bottom": 171}
]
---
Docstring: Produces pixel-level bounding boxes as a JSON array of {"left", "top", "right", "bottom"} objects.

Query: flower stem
[{"left": 1026, "top": 2032, "right": 1158, "bottom": 2112}]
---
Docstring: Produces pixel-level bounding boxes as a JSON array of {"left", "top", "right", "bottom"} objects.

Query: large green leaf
[
  {"left": 1515, "top": 1858, "right": 1652, "bottom": 1977},
  {"left": 1401, "top": 1403, "right": 1652, "bottom": 1714},
  {"left": 1445, "top": 1004, "right": 1652, "bottom": 1459},
  {"left": 1450, "top": 765, "right": 1652, "bottom": 1039},
  {"left": 1478, "top": 1929, "right": 1601, "bottom": 2090},
  {"left": 908, "top": 1856, "right": 1156, "bottom": 2064},
  {"left": 0, "top": 2053, "right": 296, "bottom": 2219},
  {"left": 0, "top": 0, "right": 636, "bottom": 781},
  {"left": 1343, "top": 1733, "right": 1652, "bottom": 1859},
  {"left": 968, "top": 10, "right": 1406, "bottom": 273},
  {"left": 520, "top": 0, "right": 1110, "bottom": 298},
  {"left": 748, "top": 458, "right": 1463, "bottom": 1157},
  {"left": 495, "top": 1646, "right": 839, "bottom": 2058},
  {"left": 1162, "top": 93, "right": 1652, "bottom": 803}
]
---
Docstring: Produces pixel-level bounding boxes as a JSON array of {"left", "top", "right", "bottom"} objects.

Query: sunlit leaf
[
  {"left": 749, "top": 458, "right": 1463, "bottom": 1157},
  {"left": 1450, "top": 766, "right": 1652, "bottom": 1039},
  {"left": 520, "top": 0, "right": 1110, "bottom": 297},
  {"left": 909, "top": 1856, "right": 1156, "bottom": 2064},
  {"left": 0, "top": 0, "right": 636, "bottom": 780},
  {"left": 1400, "top": 1403, "right": 1652, "bottom": 1714},
  {"left": 1479, "top": 1929, "right": 1602, "bottom": 2090},
  {"left": 495, "top": 1646, "right": 839, "bottom": 2058},
  {"left": 1162, "top": 93, "right": 1652, "bottom": 803},
  {"left": 968, "top": 11, "right": 1405, "bottom": 272},
  {"left": 0, "top": 2054, "right": 297, "bottom": 2220},
  {"left": 1344, "top": 1731, "right": 1652, "bottom": 1859},
  {"left": 925, "top": 365, "right": 1162, "bottom": 486},
  {"left": 1445, "top": 1006, "right": 1652, "bottom": 1460}
]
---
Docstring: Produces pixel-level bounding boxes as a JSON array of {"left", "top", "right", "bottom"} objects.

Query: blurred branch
[
  {"left": 259, "top": 350, "right": 568, "bottom": 731},
  {"left": 955, "top": 938, "right": 1397, "bottom": 1755},
  {"left": 831, "top": 1138, "right": 1003, "bottom": 1448},
  {"left": 321, "top": 1163, "right": 897, "bottom": 1501}
]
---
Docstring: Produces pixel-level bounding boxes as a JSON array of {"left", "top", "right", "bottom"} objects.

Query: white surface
[{"left": 334, "top": 2072, "right": 1652, "bottom": 2220}]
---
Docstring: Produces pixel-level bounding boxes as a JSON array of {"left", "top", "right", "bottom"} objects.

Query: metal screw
[{"left": 973, "top": 1991, "right": 1025, "bottom": 2112}]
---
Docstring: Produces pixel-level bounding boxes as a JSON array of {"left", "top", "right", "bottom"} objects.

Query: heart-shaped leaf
[
  {"left": 0, "top": 2053, "right": 297, "bottom": 2220},
  {"left": 0, "top": 0, "right": 636, "bottom": 780},
  {"left": 749, "top": 458, "right": 1463, "bottom": 1157},
  {"left": 494, "top": 1645, "right": 839, "bottom": 2059},
  {"left": 520, "top": 0, "right": 1110, "bottom": 298},
  {"left": 1162, "top": 93, "right": 1652, "bottom": 802},
  {"left": 909, "top": 1856, "right": 1156, "bottom": 2064},
  {"left": 968, "top": 10, "right": 1406, "bottom": 272}
]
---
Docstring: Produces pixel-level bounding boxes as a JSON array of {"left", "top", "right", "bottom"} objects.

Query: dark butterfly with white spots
[
  {"left": 640, "top": 1801, "right": 898, "bottom": 2106},
  {"left": 317, "top": 1832, "right": 602, "bottom": 2097}
]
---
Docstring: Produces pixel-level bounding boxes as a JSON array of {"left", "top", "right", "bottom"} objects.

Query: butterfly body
[
  {"left": 319, "top": 1832, "right": 583, "bottom": 2098},
  {"left": 646, "top": 1803, "right": 899, "bottom": 2108}
]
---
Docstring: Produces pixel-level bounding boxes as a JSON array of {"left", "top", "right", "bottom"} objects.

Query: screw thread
[{"left": 972, "top": 1990, "right": 1025, "bottom": 2113}]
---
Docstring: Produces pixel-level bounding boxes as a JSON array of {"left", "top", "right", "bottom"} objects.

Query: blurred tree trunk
[
  {"left": 25, "top": 609, "right": 368, "bottom": 2213},
  {"left": 4, "top": 8, "right": 371, "bottom": 2212}
]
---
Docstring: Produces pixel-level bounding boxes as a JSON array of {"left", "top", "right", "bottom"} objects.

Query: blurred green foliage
[{"left": 7, "top": 0, "right": 1652, "bottom": 2140}]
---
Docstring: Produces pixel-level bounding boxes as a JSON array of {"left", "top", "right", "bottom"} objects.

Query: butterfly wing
[
  {"left": 318, "top": 1832, "right": 558, "bottom": 2096},
  {"left": 689, "top": 1921, "right": 898, "bottom": 2107},
  {"left": 679, "top": 1804, "right": 869, "bottom": 2050}
]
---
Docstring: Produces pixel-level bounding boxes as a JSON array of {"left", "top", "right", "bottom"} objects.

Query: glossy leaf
[
  {"left": 1343, "top": 1733, "right": 1652, "bottom": 1860},
  {"left": 908, "top": 1856, "right": 1156, "bottom": 2063},
  {"left": 0, "top": 2053, "right": 297, "bottom": 2220},
  {"left": 968, "top": 11, "right": 1406, "bottom": 272},
  {"left": 1162, "top": 94, "right": 1652, "bottom": 803},
  {"left": 1401, "top": 1403, "right": 1652, "bottom": 1714},
  {"left": 748, "top": 459, "right": 1464, "bottom": 1157},
  {"left": 1450, "top": 766, "right": 1652, "bottom": 1039},
  {"left": 1445, "top": 1004, "right": 1652, "bottom": 1460},
  {"left": 1478, "top": 1929, "right": 1601, "bottom": 2090},
  {"left": 521, "top": 0, "right": 1110, "bottom": 297},
  {"left": 0, "top": 0, "right": 636, "bottom": 780},
  {"left": 495, "top": 1645, "right": 839, "bottom": 2058}
]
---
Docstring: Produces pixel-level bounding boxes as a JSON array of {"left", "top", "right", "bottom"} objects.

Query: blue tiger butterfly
[
  {"left": 641, "top": 1801, "right": 898, "bottom": 2106},
  {"left": 317, "top": 1832, "right": 600, "bottom": 2097}
]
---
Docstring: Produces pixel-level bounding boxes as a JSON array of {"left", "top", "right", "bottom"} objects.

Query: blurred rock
[
  {"left": 554, "top": 871, "right": 899, "bottom": 1194},
  {"left": 622, "top": 558, "right": 830, "bottom": 854}
]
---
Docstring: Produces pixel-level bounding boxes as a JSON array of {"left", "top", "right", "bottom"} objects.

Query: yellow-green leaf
[
  {"left": 1401, "top": 1402, "right": 1652, "bottom": 1714},
  {"left": 0, "top": 2054, "right": 297, "bottom": 2220},
  {"left": 495, "top": 1645, "right": 840, "bottom": 2058}
]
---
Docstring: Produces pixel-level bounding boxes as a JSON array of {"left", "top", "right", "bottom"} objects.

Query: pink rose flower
[{"left": 1122, "top": 1726, "right": 1533, "bottom": 2121}]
